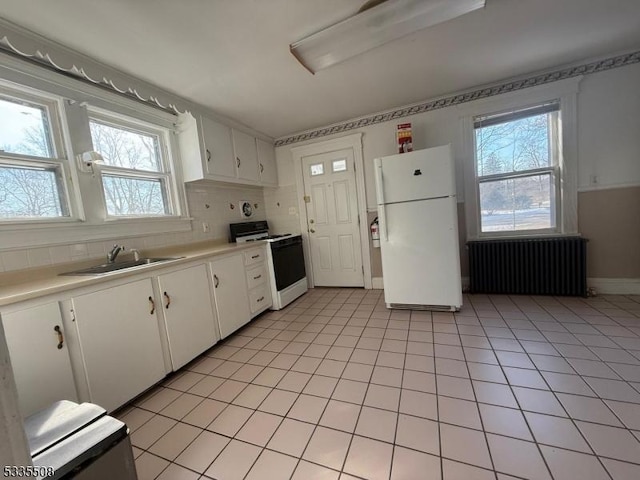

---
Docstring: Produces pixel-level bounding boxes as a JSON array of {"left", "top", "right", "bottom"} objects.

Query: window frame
[
  {"left": 473, "top": 102, "right": 561, "bottom": 236},
  {"left": 460, "top": 78, "right": 580, "bottom": 241},
  {"left": 88, "top": 109, "right": 180, "bottom": 219},
  {"left": 0, "top": 82, "right": 78, "bottom": 224},
  {"left": 0, "top": 55, "right": 192, "bottom": 251}
]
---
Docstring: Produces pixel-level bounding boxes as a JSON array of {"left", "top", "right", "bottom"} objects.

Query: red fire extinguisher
[{"left": 370, "top": 217, "right": 380, "bottom": 248}]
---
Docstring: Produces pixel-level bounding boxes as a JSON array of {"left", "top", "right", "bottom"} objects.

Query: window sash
[
  {"left": 474, "top": 101, "right": 560, "bottom": 129},
  {"left": 89, "top": 113, "right": 169, "bottom": 174},
  {"left": 478, "top": 165, "right": 557, "bottom": 183},
  {"left": 0, "top": 157, "right": 71, "bottom": 220}
]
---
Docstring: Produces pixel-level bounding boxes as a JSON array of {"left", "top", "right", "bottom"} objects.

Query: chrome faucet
[{"left": 107, "top": 244, "right": 124, "bottom": 263}]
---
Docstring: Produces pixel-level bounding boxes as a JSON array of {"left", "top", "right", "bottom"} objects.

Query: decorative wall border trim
[{"left": 275, "top": 50, "right": 640, "bottom": 147}]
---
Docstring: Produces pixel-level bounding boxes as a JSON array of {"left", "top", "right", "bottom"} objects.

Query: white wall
[{"left": 271, "top": 63, "right": 640, "bottom": 223}]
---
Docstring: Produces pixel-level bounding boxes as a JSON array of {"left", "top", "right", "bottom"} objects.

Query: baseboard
[{"left": 587, "top": 278, "right": 640, "bottom": 295}]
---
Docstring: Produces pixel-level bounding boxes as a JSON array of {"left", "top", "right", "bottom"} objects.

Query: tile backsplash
[
  {"left": 264, "top": 184, "right": 302, "bottom": 236},
  {"left": 0, "top": 183, "right": 265, "bottom": 273}
]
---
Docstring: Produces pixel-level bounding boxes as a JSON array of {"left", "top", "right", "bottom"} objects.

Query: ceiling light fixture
[{"left": 290, "top": 0, "right": 486, "bottom": 74}]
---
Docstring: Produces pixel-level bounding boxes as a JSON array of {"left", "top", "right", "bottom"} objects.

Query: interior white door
[{"left": 302, "top": 149, "right": 364, "bottom": 287}]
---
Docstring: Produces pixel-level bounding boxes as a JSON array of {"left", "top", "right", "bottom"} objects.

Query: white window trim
[
  {"left": 0, "top": 58, "right": 192, "bottom": 251},
  {"left": 459, "top": 77, "right": 581, "bottom": 240},
  {"left": 88, "top": 108, "right": 182, "bottom": 219}
]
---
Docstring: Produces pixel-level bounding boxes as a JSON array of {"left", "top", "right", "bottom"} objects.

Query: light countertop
[{"left": 0, "top": 240, "right": 267, "bottom": 307}]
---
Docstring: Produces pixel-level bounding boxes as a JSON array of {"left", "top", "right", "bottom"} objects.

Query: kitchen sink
[{"left": 60, "top": 257, "right": 183, "bottom": 276}]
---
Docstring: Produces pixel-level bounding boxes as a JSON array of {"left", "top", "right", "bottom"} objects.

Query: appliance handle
[
  {"left": 374, "top": 159, "right": 385, "bottom": 205},
  {"left": 378, "top": 203, "right": 388, "bottom": 241}
]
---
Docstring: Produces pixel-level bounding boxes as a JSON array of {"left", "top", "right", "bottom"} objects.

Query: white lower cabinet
[
  {"left": 1, "top": 302, "right": 77, "bottom": 417},
  {"left": 210, "top": 254, "right": 251, "bottom": 339},
  {"left": 156, "top": 264, "right": 219, "bottom": 370},
  {"left": 72, "top": 278, "right": 165, "bottom": 412}
]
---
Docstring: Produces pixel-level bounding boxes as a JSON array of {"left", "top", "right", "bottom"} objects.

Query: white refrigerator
[{"left": 374, "top": 145, "right": 462, "bottom": 311}]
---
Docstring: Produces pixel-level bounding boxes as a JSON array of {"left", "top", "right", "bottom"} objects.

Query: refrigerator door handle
[
  {"left": 374, "top": 160, "right": 385, "bottom": 205},
  {"left": 378, "top": 203, "right": 388, "bottom": 241}
]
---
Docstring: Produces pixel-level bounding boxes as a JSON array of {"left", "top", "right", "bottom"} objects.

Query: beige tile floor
[{"left": 116, "top": 288, "right": 640, "bottom": 480}]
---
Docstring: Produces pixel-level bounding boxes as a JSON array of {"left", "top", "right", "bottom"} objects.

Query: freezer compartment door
[
  {"left": 375, "top": 145, "right": 455, "bottom": 205},
  {"left": 379, "top": 196, "right": 462, "bottom": 309}
]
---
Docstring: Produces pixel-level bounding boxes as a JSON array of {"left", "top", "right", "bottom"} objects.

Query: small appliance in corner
[{"left": 230, "top": 221, "right": 308, "bottom": 309}]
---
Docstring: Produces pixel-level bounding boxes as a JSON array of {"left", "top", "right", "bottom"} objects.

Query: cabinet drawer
[
  {"left": 244, "top": 248, "right": 265, "bottom": 266},
  {"left": 246, "top": 264, "right": 267, "bottom": 290},
  {"left": 249, "top": 285, "right": 270, "bottom": 314}
]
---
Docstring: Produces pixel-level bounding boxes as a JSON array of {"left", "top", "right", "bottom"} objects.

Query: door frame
[{"left": 292, "top": 133, "right": 372, "bottom": 289}]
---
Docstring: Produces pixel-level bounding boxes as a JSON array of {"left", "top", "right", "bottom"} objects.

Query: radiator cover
[{"left": 468, "top": 237, "right": 588, "bottom": 297}]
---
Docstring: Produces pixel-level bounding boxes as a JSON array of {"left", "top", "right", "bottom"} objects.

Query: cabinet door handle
[
  {"left": 164, "top": 291, "right": 171, "bottom": 309},
  {"left": 149, "top": 296, "right": 155, "bottom": 315},
  {"left": 253, "top": 274, "right": 262, "bottom": 280},
  {"left": 257, "top": 296, "right": 264, "bottom": 302},
  {"left": 54, "top": 325, "right": 64, "bottom": 349},
  {"left": 260, "top": 163, "right": 264, "bottom": 173},
  {"left": 236, "top": 157, "right": 241, "bottom": 168},
  {"left": 214, "top": 274, "right": 219, "bottom": 288},
  {"left": 206, "top": 149, "right": 211, "bottom": 162}
]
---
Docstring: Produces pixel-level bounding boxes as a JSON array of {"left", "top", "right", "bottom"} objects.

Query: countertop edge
[{"left": 0, "top": 241, "right": 267, "bottom": 307}]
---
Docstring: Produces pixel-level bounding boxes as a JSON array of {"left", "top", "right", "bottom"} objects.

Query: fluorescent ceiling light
[{"left": 291, "top": 0, "right": 486, "bottom": 74}]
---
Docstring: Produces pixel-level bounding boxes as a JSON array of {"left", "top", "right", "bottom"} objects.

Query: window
[
  {"left": 474, "top": 102, "right": 559, "bottom": 234},
  {"left": 332, "top": 159, "right": 347, "bottom": 172},
  {"left": 310, "top": 163, "right": 324, "bottom": 176},
  {"left": 89, "top": 114, "right": 174, "bottom": 217},
  {"left": 0, "top": 90, "right": 70, "bottom": 220}
]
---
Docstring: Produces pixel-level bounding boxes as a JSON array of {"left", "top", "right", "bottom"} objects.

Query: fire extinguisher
[{"left": 370, "top": 217, "right": 380, "bottom": 248}]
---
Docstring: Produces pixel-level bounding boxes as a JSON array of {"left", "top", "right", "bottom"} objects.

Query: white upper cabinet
[
  {"left": 178, "top": 112, "right": 273, "bottom": 187},
  {"left": 232, "top": 128, "right": 260, "bottom": 183},
  {"left": 202, "top": 116, "right": 236, "bottom": 179},
  {"left": 257, "top": 138, "right": 278, "bottom": 186}
]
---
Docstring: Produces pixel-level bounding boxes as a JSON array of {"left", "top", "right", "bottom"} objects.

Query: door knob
[
  {"left": 309, "top": 219, "right": 315, "bottom": 224},
  {"left": 310, "top": 228, "right": 316, "bottom": 233}
]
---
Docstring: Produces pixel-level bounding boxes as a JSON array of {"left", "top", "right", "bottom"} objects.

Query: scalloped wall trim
[
  {"left": 275, "top": 50, "right": 640, "bottom": 147},
  {"left": 0, "top": 22, "right": 187, "bottom": 115}
]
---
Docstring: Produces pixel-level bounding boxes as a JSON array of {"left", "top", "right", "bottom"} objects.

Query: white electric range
[{"left": 230, "top": 221, "right": 308, "bottom": 310}]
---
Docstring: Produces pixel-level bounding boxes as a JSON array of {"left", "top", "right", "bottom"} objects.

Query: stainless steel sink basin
[{"left": 60, "top": 257, "right": 183, "bottom": 276}]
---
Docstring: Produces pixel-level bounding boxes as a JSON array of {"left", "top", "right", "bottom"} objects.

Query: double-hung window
[
  {"left": 0, "top": 86, "right": 71, "bottom": 221},
  {"left": 474, "top": 101, "right": 560, "bottom": 234},
  {"left": 89, "top": 112, "right": 176, "bottom": 218}
]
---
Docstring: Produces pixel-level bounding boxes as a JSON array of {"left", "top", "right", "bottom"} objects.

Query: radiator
[{"left": 468, "top": 237, "right": 588, "bottom": 296}]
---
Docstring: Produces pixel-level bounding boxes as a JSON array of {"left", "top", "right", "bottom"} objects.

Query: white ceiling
[{"left": 1, "top": 0, "right": 639, "bottom": 139}]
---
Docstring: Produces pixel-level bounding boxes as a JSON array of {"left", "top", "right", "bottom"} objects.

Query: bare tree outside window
[
  {"left": 89, "top": 120, "right": 170, "bottom": 216},
  {"left": 0, "top": 98, "right": 67, "bottom": 219},
  {"left": 475, "top": 108, "right": 558, "bottom": 233}
]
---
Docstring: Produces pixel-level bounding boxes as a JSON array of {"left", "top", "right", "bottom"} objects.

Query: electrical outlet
[{"left": 202, "top": 222, "right": 210, "bottom": 233}]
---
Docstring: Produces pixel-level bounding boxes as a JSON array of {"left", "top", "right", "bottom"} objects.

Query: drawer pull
[
  {"left": 149, "top": 296, "right": 155, "bottom": 315},
  {"left": 251, "top": 254, "right": 259, "bottom": 259},
  {"left": 257, "top": 296, "right": 265, "bottom": 302},
  {"left": 164, "top": 291, "right": 171, "bottom": 309},
  {"left": 253, "top": 274, "right": 262, "bottom": 280},
  {"left": 54, "top": 325, "right": 64, "bottom": 349}
]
